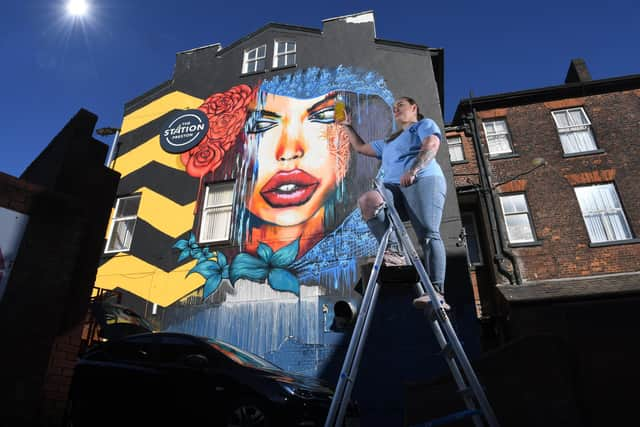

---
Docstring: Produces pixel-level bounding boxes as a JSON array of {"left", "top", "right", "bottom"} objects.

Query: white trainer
[{"left": 413, "top": 292, "right": 451, "bottom": 311}]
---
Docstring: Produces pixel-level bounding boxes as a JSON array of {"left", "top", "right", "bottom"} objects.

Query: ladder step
[
  {"left": 379, "top": 264, "right": 419, "bottom": 283},
  {"left": 439, "top": 343, "right": 454, "bottom": 359},
  {"left": 414, "top": 409, "right": 482, "bottom": 427}
]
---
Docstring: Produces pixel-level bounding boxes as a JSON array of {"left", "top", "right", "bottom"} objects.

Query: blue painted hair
[{"left": 259, "top": 65, "right": 394, "bottom": 106}]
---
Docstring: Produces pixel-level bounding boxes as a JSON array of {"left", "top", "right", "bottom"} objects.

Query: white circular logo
[{"left": 160, "top": 110, "right": 209, "bottom": 153}]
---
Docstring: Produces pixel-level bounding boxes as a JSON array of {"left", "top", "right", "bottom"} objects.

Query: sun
[{"left": 66, "top": 0, "right": 89, "bottom": 17}]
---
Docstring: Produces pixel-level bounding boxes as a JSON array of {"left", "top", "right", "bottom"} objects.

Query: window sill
[
  {"left": 508, "top": 240, "right": 543, "bottom": 248},
  {"left": 489, "top": 153, "right": 520, "bottom": 160},
  {"left": 240, "top": 69, "right": 267, "bottom": 77},
  {"left": 562, "top": 149, "right": 606, "bottom": 158},
  {"left": 451, "top": 160, "right": 469, "bottom": 165},
  {"left": 198, "top": 240, "right": 232, "bottom": 247},
  {"left": 589, "top": 238, "right": 640, "bottom": 248},
  {"left": 104, "top": 248, "right": 132, "bottom": 255},
  {"left": 272, "top": 64, "right": 297, "bottom": 72}
]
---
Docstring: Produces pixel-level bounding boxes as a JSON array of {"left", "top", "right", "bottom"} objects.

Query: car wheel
[{"left": 225, "top": 397, "right": 271, "bottom": 427}]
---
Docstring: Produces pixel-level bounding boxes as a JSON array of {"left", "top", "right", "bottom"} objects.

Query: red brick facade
[
  {"left": 41, "top": 324, "right": 84, "bottom": 425},
  {"left": 448, "top": 72, "right": 640, "bottom": 322}
]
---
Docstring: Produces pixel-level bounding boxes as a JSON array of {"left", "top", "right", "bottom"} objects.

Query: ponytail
[{"left": 384, "top": 129, "right": 403, "bottom": 143}]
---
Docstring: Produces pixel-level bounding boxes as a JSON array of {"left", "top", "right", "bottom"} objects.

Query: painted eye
[
  {"left": 308, "top": 107, "right": 335, "bottom": 124},
  {"left": 247, "top": 118, "right": 278, "bottom": 134}
]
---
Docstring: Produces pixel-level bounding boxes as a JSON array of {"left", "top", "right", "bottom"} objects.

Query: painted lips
[{"left": 260, "top": 169, "right": 320, "bottom": 208}]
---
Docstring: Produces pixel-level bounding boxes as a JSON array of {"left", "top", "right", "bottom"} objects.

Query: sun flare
[{"left": 66, "top": 0, "right": 88, "bottom": 17}]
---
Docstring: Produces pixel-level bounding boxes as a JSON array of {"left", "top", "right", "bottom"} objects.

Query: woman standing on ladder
[{"left": 336, "top": 96, "right": 449, "bottom": 309}]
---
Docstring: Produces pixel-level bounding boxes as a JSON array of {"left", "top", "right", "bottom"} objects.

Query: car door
[
  {"left": 77, "top": 334, "right": 160, "bottom": 423},
  {"left": 152, "top": 335, "right": 227, "bottom": 423}
]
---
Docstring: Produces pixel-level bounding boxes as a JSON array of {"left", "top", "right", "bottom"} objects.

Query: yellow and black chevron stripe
[{"left": 96, "top": 90, "right": 209, "bottom": 307}]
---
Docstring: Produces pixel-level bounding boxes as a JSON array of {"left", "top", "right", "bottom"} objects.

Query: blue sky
[{"left": 1, "top": 0, "right": 638, "bottom": 177}]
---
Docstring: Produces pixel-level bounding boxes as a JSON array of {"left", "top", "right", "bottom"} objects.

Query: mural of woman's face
[{"left": 246, "top": 92, "right": 350, "bottom": 226}]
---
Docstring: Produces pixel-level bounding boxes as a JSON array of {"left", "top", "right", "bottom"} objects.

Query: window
[
  {"left": 206, "top": 338, "right": 281, "bottom": 370},
  {"left": 552, "top": 107, "right": 597, "bottom": 154},
  {"left": 105, "top": 335, "right": 155, "bottom": 364},
  {"left": 154, "top": 335, "right": 211, "bottom": 365},
  {"left": 242, "top": 44, "right": 267, "bottom": 74},
  {"left": 499, "top": 194, "right": 535, "bottom": 243},
  {"left": 273, "top": 40, "right": 296, "bottom": 68},
  {"left": 199, "top": 182, "right": 234, "bottom": 243},
  {"left": 461, "top": 212, "right": 483, "bottom": 265},
  {"left": 447, "top": 136, "right": 465, "bottom": 162},
  {"left": 105, "top": 195, "right": 141, "bottom": 253},
  {"left": 482, "top": 119, "right": 513, "bottom": 156},
  {"left": 574, "top": 183, "right": 632, "bottom": 243}
]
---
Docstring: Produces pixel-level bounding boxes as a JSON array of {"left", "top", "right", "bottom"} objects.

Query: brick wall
[
  {"left": 449, "top": 131, "right": 481, "bottom": 188},
  {"left": 0, "top": 172, "right": 41, "bottom": 213},
  {"left": 474, "top": 89, "right": 640, "bottom": 281},
  {"left": 0, "top": 172, "right": 84, "bottom": 426},
  {"left": 41, "top": 324, "right": 83, "bottom": 425},
  {"left": 0, "top": 109, "right": 120, "bottom": 427}
]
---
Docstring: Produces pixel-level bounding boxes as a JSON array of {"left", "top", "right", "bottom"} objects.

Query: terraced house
[{"left": 445, "top": 59, "right": 640, "bottom": 424}]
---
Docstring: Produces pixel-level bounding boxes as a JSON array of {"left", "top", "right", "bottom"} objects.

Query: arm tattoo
[{"left": 409, "top": 148, "right": 437, "bottom": 176}]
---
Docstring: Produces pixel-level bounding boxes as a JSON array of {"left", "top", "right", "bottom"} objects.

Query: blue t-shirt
[{"left": 370, "top": 118, "right": 444, "bottom": 184}]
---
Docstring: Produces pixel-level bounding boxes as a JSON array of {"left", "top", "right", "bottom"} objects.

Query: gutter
[{"left": 463, "top": 105, "right": 522, "bottom": 285}]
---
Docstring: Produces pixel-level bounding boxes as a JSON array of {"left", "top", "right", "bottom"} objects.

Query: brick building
[
  {"left": 441, "top": 59, "right": 640, "bottom": 425},
  {"left": 0, "top": 110, "right": 119, "bottom": 426}
]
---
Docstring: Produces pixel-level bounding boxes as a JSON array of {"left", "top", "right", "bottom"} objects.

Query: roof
[
  {"left": 497, "top": 271, "right": 640, "bottom": 304},
  {"left": 216, "top": 23, "right": 322, "bottom": 56},
  {"left": 452, "top": 73, "right": 640, "bottom": 124},
  {"left": 125, "top": 16, "right": 444, "bottom": 114}
]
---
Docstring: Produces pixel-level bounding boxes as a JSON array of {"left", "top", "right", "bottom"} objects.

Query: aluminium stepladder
[{"left": 324, "top": 179, "right": 500, "bottom": 427}]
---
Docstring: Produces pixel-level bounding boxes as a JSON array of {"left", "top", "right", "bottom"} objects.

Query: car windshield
[
  {"left": 206, "top": 339, "right": 281, "bottom": 371},
  {"left": 107, "top": 306, "right": 154, "bottom": 331}
]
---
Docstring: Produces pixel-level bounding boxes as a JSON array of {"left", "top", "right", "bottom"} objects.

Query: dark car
[{"left": 67, "top": 331, "right": 357, "bottom": 426}]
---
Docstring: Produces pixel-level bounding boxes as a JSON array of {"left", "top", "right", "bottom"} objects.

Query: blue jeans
[{"left": 366, "top": 175, "right": 447, "bottom": 292}]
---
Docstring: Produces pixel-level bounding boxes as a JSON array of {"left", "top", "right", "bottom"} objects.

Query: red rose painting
[{"left": 181, "top": 84, "right": 255, "bottom": 178}]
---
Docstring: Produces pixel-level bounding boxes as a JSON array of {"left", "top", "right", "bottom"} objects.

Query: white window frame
[
  {"left": 499, "top": 193, "right": 536, "bottom": 244},
  {"left": 199, "top": 182, "right": 235, "bottom": 244},
  {"left": 242, "top": 44, "right": 267, "bottom": 74},
  {"left": 482, "top": 118, "right": 513, "bottom": 156},
  {"left": 447, "top": 135, "right": 465, "bottom": 162},
  {"left": 574, "top": 183, "right": 633, "bottom": 244},
  {"left": 551, "top": 107, "right": 598, "bottom": 154},
  {"left": 272, "top": 40, "right": 296, "bottom": 69},
  {"left": 104, "top": 194, "right": 142, "bottom": 254}
]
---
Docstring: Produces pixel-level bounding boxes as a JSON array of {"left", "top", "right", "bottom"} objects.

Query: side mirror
[{"left": 184, "top": 353, "right": 209, "bottom": 369}]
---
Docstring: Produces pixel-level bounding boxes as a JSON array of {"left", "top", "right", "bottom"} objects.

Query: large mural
[
  {"left": 98, "top": 66, "right": 399, "bottom": 374},
  {"left": 175, "top": 66, "right": 394, "bottom": 299}
]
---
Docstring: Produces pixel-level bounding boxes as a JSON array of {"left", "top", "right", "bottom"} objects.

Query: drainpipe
[{"left": 463, "top": 107, "right": 522, "bottom": 285}]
